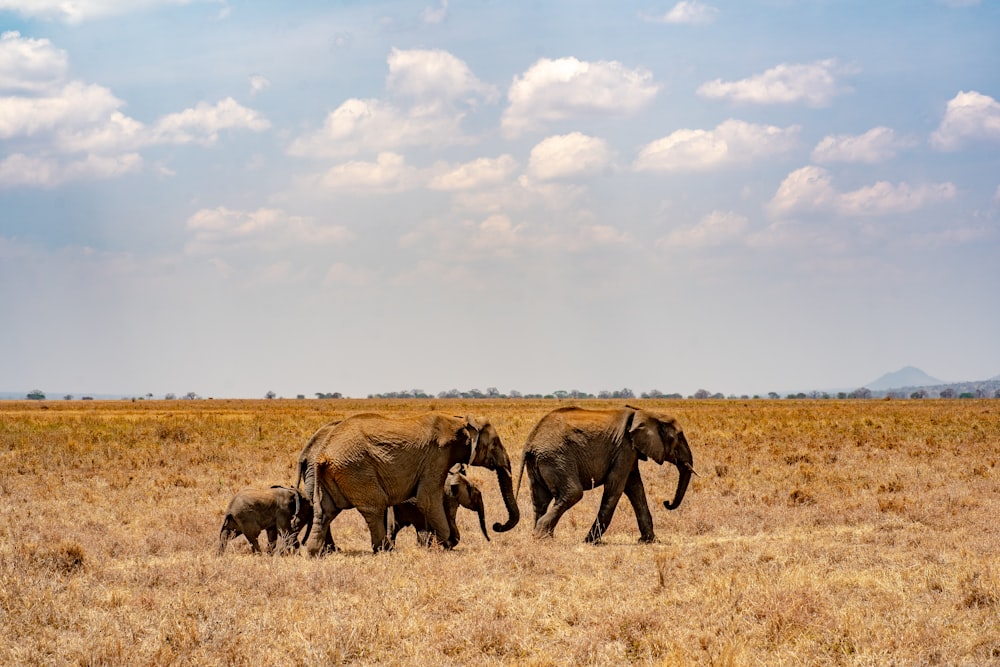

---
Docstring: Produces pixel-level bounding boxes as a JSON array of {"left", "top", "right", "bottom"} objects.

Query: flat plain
[{"left": 1, "top": 398, "right": 998, "bottom": 666}]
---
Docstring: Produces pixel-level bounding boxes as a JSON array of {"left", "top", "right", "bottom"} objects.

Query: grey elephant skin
[
  {"left": 518, "top": 406, "right": 694, "bottom": 543},
  {"left": 390, "top": 466, "right": 491, "bottom": 546},
  {"left": 303, "top": 413, "right": 519, "bottom": 554},
  {"left": 219, "top": 485, "right": 313, "bottom": 554}
]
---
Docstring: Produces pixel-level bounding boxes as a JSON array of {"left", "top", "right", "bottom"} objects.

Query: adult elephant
[
  {"left": 304, "top": 413, "right": 519, "bottom": 554},
  {"left": 518, "top": 406, "right": 694, "bottom": 543}
]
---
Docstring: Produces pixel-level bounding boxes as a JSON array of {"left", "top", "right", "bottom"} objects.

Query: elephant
[
  {"left": 389, "top": 464, "right": 491, "bottom": 546},
  {"left": 219, "top": 485, "right": 313, "bottom": 555},
  {"left": 295, "top": 418, "right": 353, "bottom": 553},
  {"left": 303, "top": 412, "right": 519, "bottom": 554},
  {"left": 517, "top": 406, "right": 694, "bottom": 543}
]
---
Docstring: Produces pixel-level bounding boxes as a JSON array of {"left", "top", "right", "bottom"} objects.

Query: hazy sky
[{"left": 1, "top": 0, "right": 998, "bottom": 398}]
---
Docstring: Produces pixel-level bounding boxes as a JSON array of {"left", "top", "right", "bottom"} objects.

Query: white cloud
[
  {"left": 289, "top": 49, "right": 493, "bottom": 159},
  {"left": 634, "top": 119, "right": 799, "bottom": 171},
  {"left": 421, "top": 0, "right": 448, "bottom": 24},
  {"left": 811, "top": 126, "right": 911, "bottom": 163},
  {"left": 0, "top": 80, "right": 123, "bottom": 139},
  {"left": 249, "top": 74, "right": 270, "bottom": 96},
  {"left": 0, "top": 32, "right": 269, "bottom": 186},
  {"left": 150, "top": 97, "right": 270, "bottom": 145},
  {"left": 287, "top": 98, "right": 443, "bottom": 158},
  {"left": 502, "top": 57, "right": 659, "bottom": 136},
  {"left": 386, "top": 47, "right": 497, "bottom": 105},
  {"left": 838, "top": 181, "right": 957, "bottom": 217},
  {"left": 0, "top": 31, "right": 67, "bottom": 93},
  {"left": 0, "top": 0, "right": 212, "bottom": 23},
  {"left": 641, "top": 1, "right": 719, "bottom": 25},
  {"left": 317, "top": 152, "right": 420, "bottom": 192},
  {"left": 930, "top": 90, "right": 1000, "bottom": 151},
  {"left": 657, "top": 210, "right": 748, "bottom": 248},
  {"left": 185, "top": 207, "right": 353, "bottom": 255},
  {"left": 468, "top": 214, "right": 528, "bottom": 257},
  {"left": 527, "top": 132, "right": 613, "bottom": 180},
  {"left": 697, "top": 59, "right": 852, "bottom": 107},
  {"left": 769, "top": 166, "right": 956, "bottom": 217},
  {"left": 427, "top": 155, "right": 517, "bottom": 191}
]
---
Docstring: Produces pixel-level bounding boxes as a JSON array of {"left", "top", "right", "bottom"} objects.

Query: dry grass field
[{"left": 1, "top": 398, "right": 998, "bottom": 666}]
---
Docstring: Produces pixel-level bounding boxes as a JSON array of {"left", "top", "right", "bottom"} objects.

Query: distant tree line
[{"left": 15, "top": 381, "right": 1000, "bottom": 401}]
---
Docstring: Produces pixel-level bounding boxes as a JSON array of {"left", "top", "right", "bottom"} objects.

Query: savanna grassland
[{"left": 1, "top": 398, "right": 998, "bottom": 666}]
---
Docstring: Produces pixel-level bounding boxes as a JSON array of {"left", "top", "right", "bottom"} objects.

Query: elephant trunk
[
  {"left": 491, "top": 465, "right": 520, "bottom": 532},
  {"left": 663, "top": 434, "right": 693, "bottom": 511},
  {"left": 475, "top": 498, "right": 491, "bottom": 541},
  {"left": 663, "top": 465, "right": 691, "bottom": 510}
]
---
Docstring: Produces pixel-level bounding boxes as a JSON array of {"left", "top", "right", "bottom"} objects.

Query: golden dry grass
[{"left": 1, "top": 398, "right": 998, "bottom": 665}]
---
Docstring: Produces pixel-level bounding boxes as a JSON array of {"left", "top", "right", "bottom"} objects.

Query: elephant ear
[
  {"left": 628, "top": 412, "right": 666, "bottom": 465},
  {"left": 464, "top": 417, "right": 483, "bottom": 465}
]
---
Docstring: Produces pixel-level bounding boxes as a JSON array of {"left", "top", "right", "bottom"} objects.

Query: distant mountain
[{"left": 866, "top": 366, "right": 944, "bottom": 391}]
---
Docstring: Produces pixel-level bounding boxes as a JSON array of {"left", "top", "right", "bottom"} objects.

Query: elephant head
[
  {"left": 462, "top": 416, "right": 520, "bottom": 533},
  {"left": 627, "top": 408, "right": 695, "bottom": 511}
]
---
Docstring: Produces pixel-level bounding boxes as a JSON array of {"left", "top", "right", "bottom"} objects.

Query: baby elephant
[
  {"left": 219, "top": 485, "right": 312, "bottom": 555},
  {"left": 390, "top": 467, "right": 490, "bottom": 547}
]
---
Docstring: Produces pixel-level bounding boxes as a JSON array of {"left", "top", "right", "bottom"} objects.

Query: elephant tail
[{"left": 514, "top": 451, "right": 530, "bottom": 500}]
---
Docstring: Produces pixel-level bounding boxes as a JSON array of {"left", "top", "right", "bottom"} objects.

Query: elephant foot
[{"left": 638, "top": 534, "right": 657, "bottom": 544}]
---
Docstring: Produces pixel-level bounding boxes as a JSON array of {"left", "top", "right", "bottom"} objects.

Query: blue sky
[{"left": 1, "top": 0, "right": 998, "bottom": 398}]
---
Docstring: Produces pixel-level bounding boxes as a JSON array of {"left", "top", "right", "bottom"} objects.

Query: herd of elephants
[{"left": 219, "top": 405, "right": 696, "bottom": 555}]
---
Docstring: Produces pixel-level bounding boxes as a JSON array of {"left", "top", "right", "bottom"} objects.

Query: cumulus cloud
[
  {"left": 697, "top": 59, "right": 852, "bottom": 107},
  {"left": 0, "top": 31, "right": 67, "bottom": 93},
  {"left": 811, "top": 126, "right": 912, "bottom": 163},
  {"left": 641, "top": 1, "right": 719, "bottom": 25},
  {"left": 657, "top": 210, "right": 748, "bottom": 248},
  {"left": 386, "top": 47, "right": 497, "bottom": 105},
  {"left": 316, "top": 152, "right": 421, "bottom": 192},
  {"left": 769, "top": 166, "right": 956, "bottom": 217},
  {"left": 634, "top": 119, "right": 799, "bottom": 171},
  {"left": 0, "top": 32, "right": 269, "bottom": 186},
  {"left": 527, "top": 132, "right": 613, "bottom": 180},
  {"left": 502, "top": 57, "right": 658, "bottom": 136},
  {"left": 150, "top": 97, "right": 270, "bottom": 145},
  {"left": 185, "top": 207, "right": 353, "bottom": 255},
  {"left": 427, "top": 155, "right": 517, "bottom": 191},
  {"left": 930, "top": 90, "right": 1000, "bottom": 151},
  {"left": 289, "top": 49, "right": 493, "bottom": 158}
]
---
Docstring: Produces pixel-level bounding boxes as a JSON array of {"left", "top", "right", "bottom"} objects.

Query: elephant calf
[
  {"left": 390, "top": 466, "right": 490, "bottom": 547},
  {"left": 219, "top": 485, "right": 312, "bottom": 555}
]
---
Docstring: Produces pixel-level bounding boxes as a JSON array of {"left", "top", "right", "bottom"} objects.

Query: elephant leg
[
  {"left": 445, "top": 496, "right": 461, "bottom": 546},
  {"left": 624, "top": 466, "right": 656, "bottom": 543},
  {"left": 533, "top": 466, "right": 583, "bottom": 539},
  {"left": 585, "top": 474, "right": 629, "bottom": 544},
  {"left": 416, "top": 491, "right": 453, "bottom": 549},
  {"left": 305, "top": 485, "right": 341, "bottom": 557},
  {"left": 359, "top": 507, "right": 393, "bottom": 552},
  {"left": 266, "top": 527, "right": 279, "bottom": 553},
  {"left": 527, "top": 462, "right": 554, "bottom": 528},
  {"left": 246, "top": 531, "right": 263, "bottom": 554}
]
